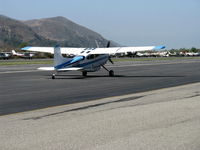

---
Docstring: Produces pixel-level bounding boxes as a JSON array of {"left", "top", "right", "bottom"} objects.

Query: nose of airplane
[{"left": 70, "top": 56, "right": 84, "bottom": 64}]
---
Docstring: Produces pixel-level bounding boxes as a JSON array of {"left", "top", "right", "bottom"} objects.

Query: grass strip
[
  {"left": 0, "top": 60, "right": 53, "bottom": 66},
  {"left": 113, "top": 57, "right": 200, "bottom": 62}
]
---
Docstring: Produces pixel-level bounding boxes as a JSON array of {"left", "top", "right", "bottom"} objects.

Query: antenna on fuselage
[{"left": 95, "top": 40, "right": 100, "bottom": 48}]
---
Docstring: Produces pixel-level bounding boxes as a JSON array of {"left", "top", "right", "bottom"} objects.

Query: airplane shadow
[{"left": 44, "top": 74, "right": 185, "bottom": 80}]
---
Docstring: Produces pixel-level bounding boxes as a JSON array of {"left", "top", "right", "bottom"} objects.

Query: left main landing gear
[
  {"left": 101, "top": 65, "right": 114, "bottom": 77},
  {"left": 52, "top": 73, "right": 56, "bottom": 79},
  {"left": 82, "top": 71, "right": 87, "bottom": 77}
]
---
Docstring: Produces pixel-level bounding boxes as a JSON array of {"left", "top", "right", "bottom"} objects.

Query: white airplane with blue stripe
[{"left": 21, "top": 42, "right": 165, "bottom": 79}]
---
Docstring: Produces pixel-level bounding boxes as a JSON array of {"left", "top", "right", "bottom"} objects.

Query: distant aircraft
[
  {"left": 12, "top": 50, "right": 35, "bottom": 59},
  {"left": 0, "top": 52, "right": 11, "bottom": 60},
  {"left": 22, "top": 42, "right": 165, "bottom": 79},
  {"left": 184, "top": 52, "right": 200, "bottom": 57}
]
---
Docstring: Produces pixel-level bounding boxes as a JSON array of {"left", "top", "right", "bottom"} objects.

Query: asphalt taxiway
[
  {"left": 0, "top": 58, "right": 200, "bottom": 116},
  {"left": 1, "top": 82, "right": 200, "bottom": 150}
]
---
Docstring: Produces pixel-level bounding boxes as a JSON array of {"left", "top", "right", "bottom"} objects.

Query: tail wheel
[
  {"left": 82, "top": 71, "right": 87, "bottom": 76},
  {"left": 109, "top": 70, "right": 114, "bottom": 77}
]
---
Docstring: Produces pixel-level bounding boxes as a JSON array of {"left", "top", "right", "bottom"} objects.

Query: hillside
[
  {"left": 0, "top": 15, "right": 55, "bottom": 50},
  {"left": 0, "top": 15, "right": 116, "bottom": 51},
  {"left": 24, "top": 16, "right": 109, "bottom": 47}
]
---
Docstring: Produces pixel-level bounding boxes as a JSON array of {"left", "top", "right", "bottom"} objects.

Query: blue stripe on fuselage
[
  {"left": 55, "top": 56, "right": 84, "bottom": 69},
  {"left": 55, "top": 59, "right": 72, "bottom": 69}
]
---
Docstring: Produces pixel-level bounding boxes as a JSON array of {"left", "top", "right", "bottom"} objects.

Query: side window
[
  {"left": 94, "top": 54, "right": 99, "bottom": 58},
  {"left": 86, "top": 54, "right": 100, "bottom": 59},
  {"left": 86, "top": 54, "right": 95, "bottom": 59}
]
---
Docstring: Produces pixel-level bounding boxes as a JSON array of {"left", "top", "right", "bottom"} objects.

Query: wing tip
[
  {"left": 21, "top": 46, "right": 32, "bottom": 50},
  {"left": 154, "top": 46, "right": 166, "bottom": 50}
]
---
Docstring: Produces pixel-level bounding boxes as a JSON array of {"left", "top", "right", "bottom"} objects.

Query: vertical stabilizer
[
  {"left": 54, "top": 45, "right": 67, "bottom": 67},
  {"left": 12, "top": 50, "right": 17, "bottom": 55}
]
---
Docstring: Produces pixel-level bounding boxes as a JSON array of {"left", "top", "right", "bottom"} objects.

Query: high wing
[
  {"left": 21, "top": 45, "right": 165, "bottom": 55},
  {"left": 90, "top": 46, "right": 165, "bottom": 55},
  {"left": 21, "top": 47, "right": 83, "bottom": 55}
]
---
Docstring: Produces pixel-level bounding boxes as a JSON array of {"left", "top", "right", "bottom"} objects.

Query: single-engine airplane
[
  {"left": 0, "top": 52, "right": 12, "bottom": 60},
  {"left": 12, "top": 50, "right": 35, "bottom": 59},
  {"left": 22, "top": 42, "right": 165, "bottom": 79}
]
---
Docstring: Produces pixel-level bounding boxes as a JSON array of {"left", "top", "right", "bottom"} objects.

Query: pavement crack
[
  {"left": 23, "top": 96, "right": 144, "bottom": 120},
  {"left": 184, "top": 93, "right": 200, "bottom": 99}
]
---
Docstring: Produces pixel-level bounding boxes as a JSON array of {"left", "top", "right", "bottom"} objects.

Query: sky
[{"left": 0, "top": 0, "right": 200, "bottom": 49}]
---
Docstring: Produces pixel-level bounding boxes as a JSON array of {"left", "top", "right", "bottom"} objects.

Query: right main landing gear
[
  {"left": 109, "top": 70, "right": 114, "bottom": 77},
  {"left": 101, "top": 65, "right": 114, "bottom": 77}
]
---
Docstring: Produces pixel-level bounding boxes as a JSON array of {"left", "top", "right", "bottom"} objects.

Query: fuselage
[
  {"left": 55, "top": 48, "right": 109, "bottom": 72},
  {"left": 77, "top": 49, "right": 109, "bottom": 72},
  {"left": 77, "top": 54, "right": 109, "bottom": 72}
]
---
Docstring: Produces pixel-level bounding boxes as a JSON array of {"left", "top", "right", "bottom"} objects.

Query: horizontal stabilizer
[
  {"left": 38, "top": 67, "right": 55, "bottom": 71},
  {"left": 38, "top": 67, "right": 83, "bottom": 71},
  {"left": 58, "top": 67, "right": 83, "bottom": 71}
]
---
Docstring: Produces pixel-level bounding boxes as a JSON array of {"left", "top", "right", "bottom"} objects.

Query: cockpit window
[
  {"left": 86, "top": 51, "right": 91, "bottom": 53},
  {"left": 81, "top": 51, "right": 84, "bottom": 53}
]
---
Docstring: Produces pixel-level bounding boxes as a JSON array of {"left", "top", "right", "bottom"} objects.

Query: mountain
[
  {"left": 0, "top": 15, "right": 55, "bottom": 50},
  {"left": 24, "top": 16, "right": 109, "bottom": 47},
  {"left": 0, "top": 15, "right": 117, "bottom": 51}
]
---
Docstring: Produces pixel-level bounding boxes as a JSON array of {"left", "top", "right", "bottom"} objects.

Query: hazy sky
[{"left": 0, "top": 0, "right": 200, "bottom": 49}]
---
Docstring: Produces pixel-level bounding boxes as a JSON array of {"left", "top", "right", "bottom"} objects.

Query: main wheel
[
  {"left": 109, "top": 70, "right": 114, "bottom": 77},
  {"left": 52, "top": 74, "right": 56, "bottom": 79},
  {"left": 82, "top": 71, "right": 87, "bottom": 76}
]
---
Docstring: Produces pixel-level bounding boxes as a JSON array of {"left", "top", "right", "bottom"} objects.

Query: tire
[
  {"left": 52, "top": 74, "right": 55, "bottom": 79},
  {"left": 82, "top": 71, "right": 87, "bottom": 76},
  {"left": 109, "top": 70, "right": 114, "bottom": 77}
]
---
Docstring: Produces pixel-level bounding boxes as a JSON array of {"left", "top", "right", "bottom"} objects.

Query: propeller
[{"left": 106, "top": 41, "right": 114, "bottom": 64}]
